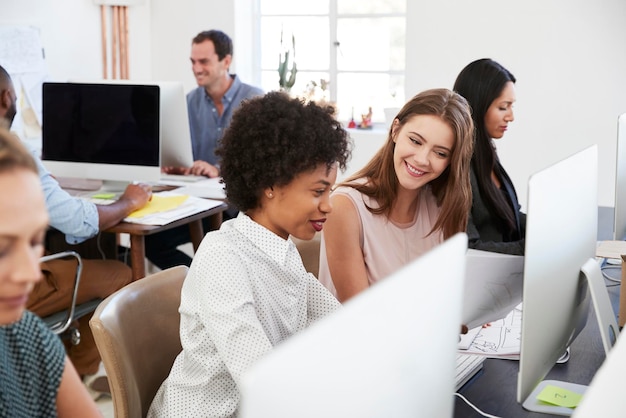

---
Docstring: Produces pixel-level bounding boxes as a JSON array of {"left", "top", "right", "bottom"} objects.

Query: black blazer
[{"left": 466, "top": 164, "right": 526, "bottom": 255}]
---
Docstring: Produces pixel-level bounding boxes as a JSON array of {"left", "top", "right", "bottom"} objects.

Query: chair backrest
[
  {"left": 89, "top": 265, "right": 188, "bottom": 418},
  {"left": 292, "top": 232, "right": 321, "bottom": 278}
]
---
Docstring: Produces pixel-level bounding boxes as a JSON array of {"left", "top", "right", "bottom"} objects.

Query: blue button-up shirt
[
  {"left": 31, "top": 150, "right": 99, "bottom": 244},
  {"left": 186, "top": 74, "right": 264, "bottom": 165}
]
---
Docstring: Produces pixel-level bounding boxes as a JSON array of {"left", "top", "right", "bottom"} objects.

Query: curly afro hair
[{"left": 216, "top": 91, "right": 351, "bottom": 212}]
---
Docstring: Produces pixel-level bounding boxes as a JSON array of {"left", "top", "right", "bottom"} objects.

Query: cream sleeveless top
[{"left": 318, "top": 182, "right": 443, "bottom": 296}]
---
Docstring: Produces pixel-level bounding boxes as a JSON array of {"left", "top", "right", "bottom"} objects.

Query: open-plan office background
[{"left": 1, "top": 0, "right": 625, "bottom": 210}]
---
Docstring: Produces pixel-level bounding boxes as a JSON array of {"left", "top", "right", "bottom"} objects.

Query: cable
[
  {"left": 454, "top": 392, "right": 502, "bottom": 418},
  {"left": 96, "top": 232, "right": 107, "bottom": 260},
  {"left": 601, "top": 264, "right": 622, "bottom": 284}
]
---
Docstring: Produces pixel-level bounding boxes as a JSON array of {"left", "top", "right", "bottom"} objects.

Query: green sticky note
[
  {"left": 536, "top": 384, "right": 582, "bottom": 409},
  {"left": 91, "top": 193, "right": 116, "bottom": 199}
]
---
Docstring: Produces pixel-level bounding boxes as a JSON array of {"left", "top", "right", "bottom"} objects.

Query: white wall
[
  {"left": 0, "top": 0, "right": 237, "bottom": 88},
  {"left": 148, "top": 0, "right": 238, "bottom": 92},
  {"left": 2, "top": 0, "right": 625, "bottom": 207},
  {"left": 406, "top": 0, "right": 626, "bottom": 208}
]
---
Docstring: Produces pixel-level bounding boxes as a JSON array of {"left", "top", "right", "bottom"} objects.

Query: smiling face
[
  {"left": 190, "top": 40, "right": 231, "bottom": 91},
  {"left": 392, "top": 114, "right": 455, "bottom": 192},
  {"left": 485, "top": 81, "right": 516, "bottom": 139},
  {"left": 0, "top": 168, "right": 48, "bottom": 325},
  {"left": 252, "top": 164, "right": 337, "bottom": 241}
]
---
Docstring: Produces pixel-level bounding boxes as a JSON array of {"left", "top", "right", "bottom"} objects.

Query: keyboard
[
  {"left": 455, "top": 353, "right": 485, "bottom": 391},
  {"left": 160, "top": 174, "right": 206, "bottom": 183}
]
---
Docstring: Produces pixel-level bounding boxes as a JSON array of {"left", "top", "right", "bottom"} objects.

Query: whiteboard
[{"left": 0, "top": 25, "right": 49, "bottom": 142}]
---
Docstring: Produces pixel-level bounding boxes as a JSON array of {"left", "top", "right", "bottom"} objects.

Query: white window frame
[{"left": 253, "top": 0, "right": 406, "bottom": 122}]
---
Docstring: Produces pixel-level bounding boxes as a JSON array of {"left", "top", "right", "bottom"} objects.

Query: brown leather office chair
[
  {"left": 89, "top": 265, "right": 188, "bottom": 418},
  {"left": 292, "top": 232, "right": 321, "bottom": 278}
]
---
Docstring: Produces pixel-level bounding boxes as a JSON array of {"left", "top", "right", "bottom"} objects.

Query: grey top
[{"left": 0, "top": 311, "right": 66, "bottom": 418}]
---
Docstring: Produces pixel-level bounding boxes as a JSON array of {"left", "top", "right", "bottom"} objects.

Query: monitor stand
[
  {"left": 584, "top": 257, "right": 620, "bottom": 355},
  {"left": 522, "top": 258, "right": 619, "bottom": 416},
  {"left": 56, "top": 177, "right": 103, "bottom": 191},
  {"left": 99, "top": 180, "right": 131, "bottom": 193},
  {"left": 522, "top": 380, "right": 587, "bottom": 416}
]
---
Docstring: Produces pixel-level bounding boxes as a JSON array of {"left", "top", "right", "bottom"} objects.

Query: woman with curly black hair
[
  {"left": 319, "top": 88, "right": 474, "bottom": 302},
  {"left": 149, "top": 91, "right": 351, "bottom": 418}
]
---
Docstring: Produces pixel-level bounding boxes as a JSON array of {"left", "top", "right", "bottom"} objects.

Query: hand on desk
[
  {"left": 95, "top": 182, "right": 152, "bottom": 230},
  {"left": 121, "top": 183, "right": 153, "bottom": 210},
  {"left": 162, "top": 160, "right": 219, "bottom": 178}
]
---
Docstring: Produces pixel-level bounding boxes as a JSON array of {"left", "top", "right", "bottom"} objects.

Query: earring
[{"left": 268, "top": 192, "right": 273, "bottom": 198}]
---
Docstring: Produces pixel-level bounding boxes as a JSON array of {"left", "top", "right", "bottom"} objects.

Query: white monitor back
[
  {"left": 157, "top": 81, "right": 194, "bottom": 168},
  {"left": 462, "top": 249, "right": 524, "bottom": 330},
  {"left": 614, "top": 113, "right": 626, "bottom": 240},
  {"left": 517, "top": 145, "right": 598, "bottom": 413},
  {"left": 572, "top": 331, "right": 626, "bottom": 418},
  {"left": 239, "top": 233, "right": 468, "bottom": 418}
]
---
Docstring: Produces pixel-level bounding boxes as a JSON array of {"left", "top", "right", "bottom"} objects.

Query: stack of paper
[
  {"left": 162, "top": 177, "right": 227, "bottom": 200},
  {"left": 124, "top": 192, "right": 224, "bottom": 225}
]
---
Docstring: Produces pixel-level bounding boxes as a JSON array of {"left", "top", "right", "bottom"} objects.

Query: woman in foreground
[{"left": 0, "top": 128, "right": 101, "bottom": 417}]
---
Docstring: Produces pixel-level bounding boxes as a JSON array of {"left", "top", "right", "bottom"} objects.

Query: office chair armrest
[{"left": 39, "top": 250, "right": 83, "bottom": 334}]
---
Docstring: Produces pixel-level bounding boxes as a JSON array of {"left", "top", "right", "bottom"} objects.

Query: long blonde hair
[{"left": 0, "top": 127, "right": 37, "bottom": 174}]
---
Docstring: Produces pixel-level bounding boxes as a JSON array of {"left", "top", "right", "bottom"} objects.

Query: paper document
[
  {"left": 123, "top": 192, "right": 223, "bottom": 225},
  {"left": 462, "top": 249, "right": 524, "bottom": 330},
  {"left": 460, "top": 304, "right": 522, "bottom": 358},
  {"left": 170, "top": 177, "right": 227, "bottom": 200},
  {"left": 458, "top": 325, "right": 482, "bottom": 350},
  {"left": 127, "top": 194, "right": 189, "bottom": 218}
]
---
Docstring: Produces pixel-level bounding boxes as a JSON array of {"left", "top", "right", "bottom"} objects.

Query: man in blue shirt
[
  {"left": 0, "top": 64, "right": 152, "bottom": 398},
  {"left": 163, "top": 29, "right": 264, "bottom": 177},
  {"left": 148, "top": 30, "right": 263, "bottom": 269}
]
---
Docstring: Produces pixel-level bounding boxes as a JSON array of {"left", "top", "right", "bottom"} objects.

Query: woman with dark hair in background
[{"left": 454, "top": 58, "right": 525, "bottom": 255}]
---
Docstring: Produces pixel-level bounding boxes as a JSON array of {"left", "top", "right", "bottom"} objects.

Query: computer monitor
[
  {"left": 572, "top": 331, "right": 626, "bottom": 418},
  {"left": 517, "top": 145, "right": 598, "bottom": 415},
  {"left": 462, "top": 249, "right": 524, "bottom": 330},
  {"left": 239, "top": 233, "right": 468, "bottom": 418},
  {"left": 41, "top": 80, "right": 193, "bottom": 188},
  {"left": 155, "top": 81, "right": 194, "bottom": 169},
  {"left": 613, "top": 113, "right": 626, "bottom": 240}
]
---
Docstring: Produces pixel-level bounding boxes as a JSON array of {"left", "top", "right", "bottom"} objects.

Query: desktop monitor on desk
[
  {"left": 240, "top": 233, "right": 469, "bottom": 418},
  {"left": 612, "top": 113, "right": 626, "bottom": 240},
  {"left": 516, "top": 145, "right": 598, "bottom": 415},
  {"left": 42, "top": 80, "right": 193, "bottom": 188}
]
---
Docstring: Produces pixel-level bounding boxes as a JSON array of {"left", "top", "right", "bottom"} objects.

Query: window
[{"left": 257, "top": 0, "right": 406, "bottom": 124}]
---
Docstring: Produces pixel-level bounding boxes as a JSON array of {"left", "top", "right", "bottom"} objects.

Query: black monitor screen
[{"left": 42, "top": 82, "right": 160, "bottom": 167}]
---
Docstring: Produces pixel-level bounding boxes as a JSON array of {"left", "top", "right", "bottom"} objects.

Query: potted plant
[{"left": 278, "top": 29, "right": 297, "bottom": 93}]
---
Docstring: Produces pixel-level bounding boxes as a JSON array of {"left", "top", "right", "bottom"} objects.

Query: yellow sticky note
[
  {"left": 127, "top": 195, "right": 189, "bottom": 218},
  {"left": 91, "top": 193, "right": 116, "bottom": 199},
  {"left": 536, "top": 384, "right": 582, "bottom": 409}
]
